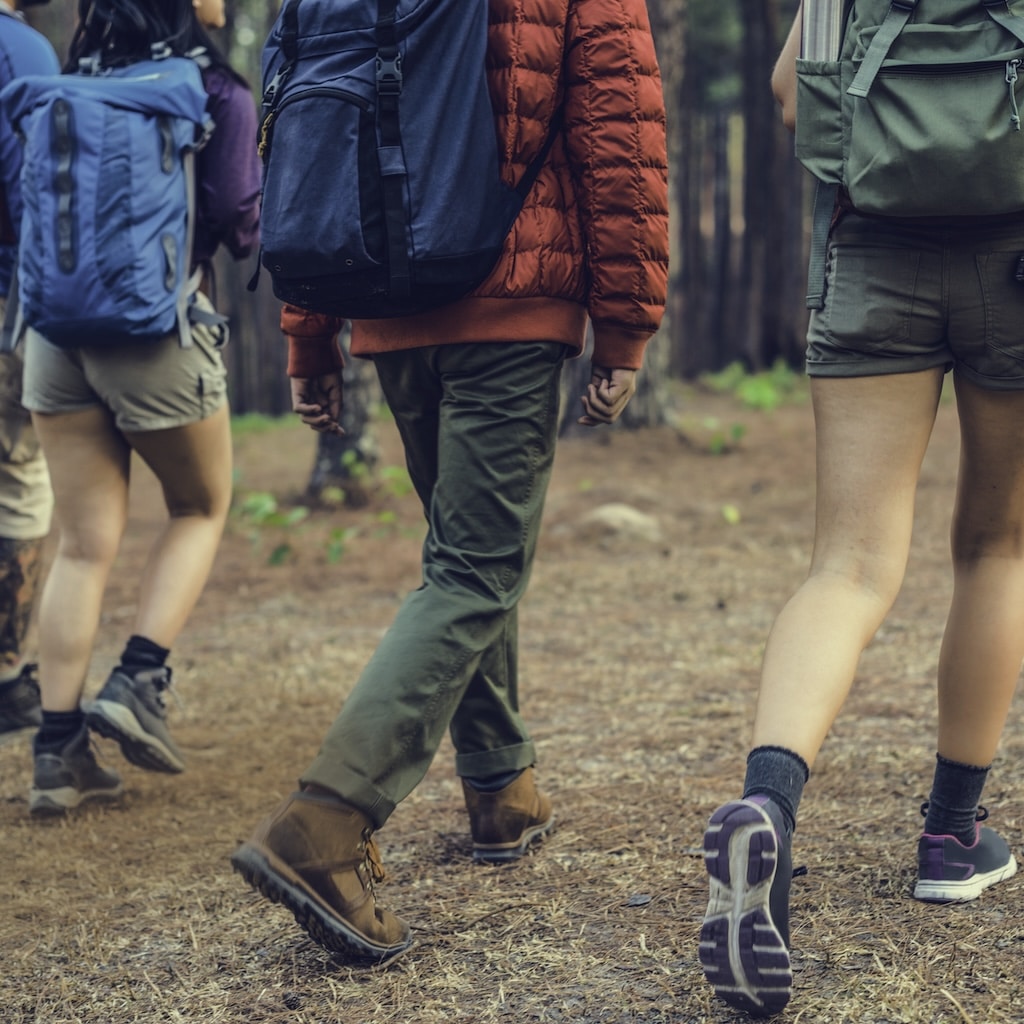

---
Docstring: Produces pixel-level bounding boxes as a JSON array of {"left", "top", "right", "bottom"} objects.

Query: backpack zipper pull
[{"left": 1006, "top": 60, "right": 1021, "bottom": 131}]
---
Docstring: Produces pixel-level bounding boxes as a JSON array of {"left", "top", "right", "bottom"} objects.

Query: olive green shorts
[
  {"left": 22, "top": 292, "right": 229, "bottom": 431},
  {"left": 806, "top": 212, "right": 1024, "bottom": 389}
]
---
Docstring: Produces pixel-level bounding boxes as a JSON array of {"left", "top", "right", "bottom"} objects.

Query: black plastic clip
[{"left": 375, "top": 53, "right": 403, "bottom": 95}]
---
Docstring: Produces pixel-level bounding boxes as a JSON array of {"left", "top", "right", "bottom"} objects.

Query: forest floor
[{"left": 2, "top": 377, "right": 1023, "bottom": 1024}]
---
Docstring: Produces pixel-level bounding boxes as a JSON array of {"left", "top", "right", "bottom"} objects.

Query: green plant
[
  {"left": 379, "top": 464, "right": 414, "bottom": 498},
  {"left": 326, "top": 526, "right": 361, "bottom": 564},
  {"left": 233, "top": 491, "right": 310, "bottom": 565},
  {"left": 340, "top": 448, "right": 371, "bottom": 481},
  {"left": 702, "top": 359, "right": 806, "bottom": 411},
  {"left": 230, "top": 413, "right": 289, "bottom": 438},
  {"left": 705, "top": 419, "right": 747, "bottom": 455}
]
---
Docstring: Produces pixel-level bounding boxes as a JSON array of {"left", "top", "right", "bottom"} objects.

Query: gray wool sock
[
  {"left": 923, "top": 754, "right": 990, "bottom": 847},
  {"left": 742, "top": 745, "right": 810, "bottom": 836}
]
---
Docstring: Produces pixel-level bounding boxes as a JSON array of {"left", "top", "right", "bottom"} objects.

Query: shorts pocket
[
  {"left": 822, "top": 245, "right": 921, "bottom": 352},
  {"left": 974, "top": 252, "right": 1024, "bottom": 366}
]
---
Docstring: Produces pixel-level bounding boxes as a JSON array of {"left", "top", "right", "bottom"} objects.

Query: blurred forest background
[{"left": 22, "top": 0, "right": 807, "bottom": 426}]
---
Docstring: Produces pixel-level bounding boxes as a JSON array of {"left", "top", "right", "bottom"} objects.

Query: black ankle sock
[
  {"left": 464, "top": 768, "right": 523, "bottom": 793},
  {"left": 36, "top": 708, "right": 84, "bottom": 751},
  {"left": 119, "top": 635, "right": 169, "bottom": 673},
  {"left": 923, "top": 754, "right": 989, "bottom": 846},
  {"left": 743, "top": 745, "right": 810, "bottom": 836}
]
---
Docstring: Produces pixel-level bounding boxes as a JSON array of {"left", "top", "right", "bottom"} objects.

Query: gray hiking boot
[
  {"left": 85, "top": 666, "right": 185, "bottom": 773},
  {"left": 0, "top": 663, "right": 42, "bottom": 743},
  {"left": 30, "top": 724, "right": 123, "bottom": 816}
]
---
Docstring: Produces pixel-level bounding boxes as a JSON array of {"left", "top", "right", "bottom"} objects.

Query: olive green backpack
[{"left": 796, "top": 0, "right": 1024, "bottom": 307}]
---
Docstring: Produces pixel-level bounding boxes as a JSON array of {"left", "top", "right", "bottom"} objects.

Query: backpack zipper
[
  {"left": 878, "top": 59, "right": 1024, "bottom": 132},
  {"left": 259, "top": 86, "right": 370, "bottom": 160},
  {"left": 1007, "top": 59, "right": 1021, "bottom": 131}
]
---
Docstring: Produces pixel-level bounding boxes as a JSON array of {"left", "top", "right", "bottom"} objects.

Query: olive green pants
[{"left": 303, "top": 341, "right": 567, "bottom": 828}]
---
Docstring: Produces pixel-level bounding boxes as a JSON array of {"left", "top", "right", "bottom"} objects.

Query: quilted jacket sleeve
[
  {"left": 562, "top": 0, "right": 669, "bottom": 369},
  {"left": 280, "top": 304, "right": 345, "bottom": 377}
]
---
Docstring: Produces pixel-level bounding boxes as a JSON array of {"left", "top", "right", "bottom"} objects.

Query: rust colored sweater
[{"left": 283, "top": 0, "right": 669, "bottom": 378}]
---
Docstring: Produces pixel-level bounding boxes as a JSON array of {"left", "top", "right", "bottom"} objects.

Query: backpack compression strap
[
  {"left": 981, "top": 0, "right": 1024, "bottom": 46},
  {"left": 375, "top": 0, "right": 410, "bottom": 302},
  {"left": 849, "top": 0, "right": 1024, "bottom": 99},
  {"left": 847, "top": 0, "right": 919, "bottom": 98}
]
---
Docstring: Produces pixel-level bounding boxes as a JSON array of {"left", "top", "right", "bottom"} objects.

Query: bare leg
[
  {"left": 935, "top": 376, "right": 1024, "bottom": 766},
  {"left": 31, "top": 408, "right": 131, "bottom": 711},
  {"left": 750, "top": 369, "right": 945, "bottom": 765},
  {"left": 124, "top": 403, "right": 232, "bottom": 646}
]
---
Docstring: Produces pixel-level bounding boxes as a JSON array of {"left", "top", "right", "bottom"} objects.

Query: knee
[{"left": 57, "top": 520, "right": 122, "bottom": 567}]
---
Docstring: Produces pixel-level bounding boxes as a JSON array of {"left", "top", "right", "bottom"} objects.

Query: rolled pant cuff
[
  {"left": 300, "top": 759, "right": 396, "bottom": 831},
  {"left": 455, "top": 741, "right": 536, "bottom": 779}
]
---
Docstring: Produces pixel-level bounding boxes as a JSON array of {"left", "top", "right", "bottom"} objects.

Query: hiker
[
  {"left": 0, "top": 0, "right": 56, "bottom": 745},
  {"left": 231, "top": 0, "right": 669, "bottom": 961},
  {"left": 17, "top": 0, "right": 259, "bottom": 814},
  {"left": 700, "top": 3, "right": 1024, "bottom": 1015}
]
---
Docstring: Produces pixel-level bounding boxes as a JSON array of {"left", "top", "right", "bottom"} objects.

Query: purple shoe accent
[
  {"left": 700, "top": 799, "right": 792, "bottom": 1017},
  {"left": 914, "top": 825, "right": 1017, "bottom": 903}
]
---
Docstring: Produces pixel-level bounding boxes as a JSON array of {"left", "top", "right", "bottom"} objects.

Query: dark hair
[{"left": 65, "top": 0, "right": 246, "bottom": 85}]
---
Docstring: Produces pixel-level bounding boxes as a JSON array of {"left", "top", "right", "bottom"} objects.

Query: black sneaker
[
  {"left": 0, "top": 663, "right": 42, "bottom": 743},
  {"left": 914, "top": 810, "right": 1017, "bottom": 903},
  {"left": 700, "top": 796, "right": 793, "bottom": 1017},
  {"left": 30, "top": 724, "right": 123, "bottom": 816},
  {"left": 85, "top": 666, "right": 185, "bottom": 773}
]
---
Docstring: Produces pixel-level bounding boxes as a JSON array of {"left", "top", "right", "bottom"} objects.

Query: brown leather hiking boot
[
  {"left": 230, "top": 790, "right": 412, "bottom": 961},
  {"left": 462, "top": 767, "right": 554, "bottom": 863}
]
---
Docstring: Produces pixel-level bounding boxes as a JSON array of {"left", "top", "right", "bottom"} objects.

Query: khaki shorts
[
  {"left": 806, "top": 212, "right": 1024, "bottom": 389},
  {"left": 22, "top": 292, "right": 229, "bottom": 431},
  {"left": 0, "top": 298, "right": 52, "bottom": 540}
]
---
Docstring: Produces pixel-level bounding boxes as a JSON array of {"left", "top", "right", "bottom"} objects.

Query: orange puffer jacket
[{"left": 283, "top": 0, "right": 669, "bottom": 375}]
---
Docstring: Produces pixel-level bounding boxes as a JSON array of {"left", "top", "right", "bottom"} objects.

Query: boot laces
[
  {"left": 136, "top": 666, "right": 182, "bottom": 712},
  {"left": 363, "top": 833, "right": 387, "bottom": 885}
]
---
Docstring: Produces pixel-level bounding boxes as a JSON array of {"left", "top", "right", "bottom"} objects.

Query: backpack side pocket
[{"left": 795, "top": 58, "right": 843, "bottom": 186}]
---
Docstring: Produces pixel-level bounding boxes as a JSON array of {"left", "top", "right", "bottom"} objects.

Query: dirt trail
[{"left": 3, "top": 391, "right": 1022, "bottom": 1024}]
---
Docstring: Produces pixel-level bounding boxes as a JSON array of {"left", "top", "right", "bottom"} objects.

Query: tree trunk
[
  {"left": 304, "top": 328, "right": 382, "bottom": 506},
  {"left": 739, "top": 0, "right": 780, "bottom": 370}
]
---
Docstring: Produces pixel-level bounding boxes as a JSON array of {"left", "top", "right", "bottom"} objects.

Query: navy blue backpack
[
  {"left": 254, "top": 0, "right": 555, "bottom": 319},
  {"left": 0, "top": 49, "right": 213, "bottom": 348}
]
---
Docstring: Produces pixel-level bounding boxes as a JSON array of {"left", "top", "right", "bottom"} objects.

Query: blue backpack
[
  {"left": 253, "top": 0, "right": 557, "bottom": 319},
  {"left": 0, "top": 49, "right": 214, "bottom": 348}
]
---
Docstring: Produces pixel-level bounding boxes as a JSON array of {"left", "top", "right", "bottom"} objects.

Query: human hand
[
  {"left": 290, "top": 373, "right": 344, "bottom": 434},
  {"left": 578, "top": 365, "right": 637, "bottom": 426}
]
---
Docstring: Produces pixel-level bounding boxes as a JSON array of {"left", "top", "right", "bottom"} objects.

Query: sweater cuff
[
  {"left": 590, "top": 325, "right": 652, "bottom": 371},
  {"left": 286, "top": 334, "right": 345, "bottom": 378}
]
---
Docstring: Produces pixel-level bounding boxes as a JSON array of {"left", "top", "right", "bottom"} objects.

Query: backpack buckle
[{"left": 375, "top": 53, "right": 403, "bottom": 96}]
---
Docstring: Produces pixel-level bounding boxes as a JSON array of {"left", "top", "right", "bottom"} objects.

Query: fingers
[
  {"left": 294, "top": 405, "right": 344, "bottom": 434},
  {"left": 290, "top": 375, "right": 344, "bottom": 433},
  {"left": 577, "top": 370, "right": 637, "bottom": 426}
]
